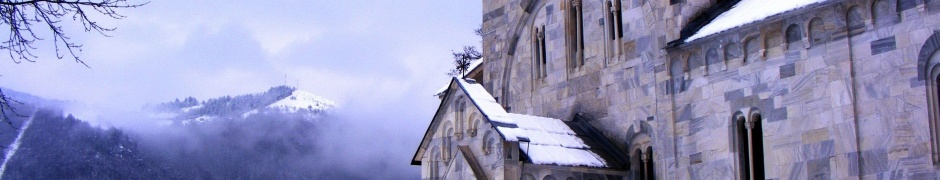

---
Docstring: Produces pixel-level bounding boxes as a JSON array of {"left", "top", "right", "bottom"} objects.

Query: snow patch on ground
[
  {"left": 0, "top": 110, "right": 36, "bottom": 178},
  {"left": 685, "top": 0, "right": 829, "bottom": 42}
]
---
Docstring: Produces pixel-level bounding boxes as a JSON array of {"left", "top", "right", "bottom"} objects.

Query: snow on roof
[
  {"left": 451, "top": 78, "right": 609, "bottom": 167},
  {"left": 457, "top": 78, "right": 516, "bottom": 125},
  {"left": 522, "top": 144, "right": 607, "bottom": 167},
  {"left": 435, "top": 59, "right": 484, "bottom": 96},
  {"left": 467, "top": 58, "right": 483, "bottom": 74},
  {"left": 268, "top": 90, "right": 337, "bottom": 112},
  {"left": 685, "top": 0, "right": 829, "bottom": 43},
  {"left": 508, "top": 113, "right": 606, "bottom": 167}
]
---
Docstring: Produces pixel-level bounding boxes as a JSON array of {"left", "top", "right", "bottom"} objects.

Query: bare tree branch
[
  {"left": 0, "top": 0, "right": 146, "bottom": 131},
  {"left": 448, "top": 46, "right": 482, "bottom": 77},
  {"left": 0, "top": 0, "right": 147, "bottom": 66}
]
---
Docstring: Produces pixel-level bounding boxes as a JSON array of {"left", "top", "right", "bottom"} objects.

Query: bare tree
[
  {"left": 448, "top": 46, "right": 482, "bottom": 77},
  {"left": 0, "top": 0, "right": 146, "bottom": 128},
  {"left": 448, "top": 26, "right": 484, "bottom": 78}
]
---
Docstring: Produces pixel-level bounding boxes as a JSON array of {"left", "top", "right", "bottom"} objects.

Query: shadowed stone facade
[{"left": 417, "top": 0, "right": 940, "bottom": 179}]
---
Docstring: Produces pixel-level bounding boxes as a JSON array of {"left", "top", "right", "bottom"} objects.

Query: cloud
[{"left": 0, "top": 0, "right": 482, "bottom": 177}]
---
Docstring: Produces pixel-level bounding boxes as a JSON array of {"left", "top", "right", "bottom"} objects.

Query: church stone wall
[{"left": 478, "top": 0, "right": 940, "bottom": 179}]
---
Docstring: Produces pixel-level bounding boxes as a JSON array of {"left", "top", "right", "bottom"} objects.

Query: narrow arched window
[
  {"left": 633, "top": 149, "right": 645, "bottom": 179},
  {"left": 455, "top": 101, "right": 466, "bottom": 139},
  {"left": 567, "top": 0, "right": 585, "bottom": 69},
  {"left": 785, "top": 24, "right": 803, "bottom": 51},
  {"left": 533, "top": 25, "right": 548, "bottom": 79},
  {"left": 645, "top": 146, "right": 655, "bottom": 180},
  {"left": 922, "top": 32, "right": 940, "bottom": 164},
  {"left": 468, "top": 113, "right": 480, "bottom": 137},
  {"left": 605, "top": 0, "right": 624, "bottom": 60},
  {"left": 444, "top": 126, "right": 455, "bottom": 162},
  {"left": 631, "top": 147, "right": 655, "bottom": 180},
  {"left": 734, "top": 115, "right": 750, "bottom": 180},
  {"left": 749, "top": 113, "right": 766, "bottom": 179},
  {"left": 430, "top": 147, "right": 441, "bottom": 180},
  {"left": 734, "top": 111, "right": 766, "bottom": 180}
]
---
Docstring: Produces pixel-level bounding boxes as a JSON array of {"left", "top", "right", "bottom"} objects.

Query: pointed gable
[{"left": 413, "top": 77, "right": 618, "bottom": 168}]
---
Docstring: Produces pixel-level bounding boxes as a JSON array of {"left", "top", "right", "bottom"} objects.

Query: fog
[{"left": 0, "top": 0, "right": 481, "bottom": 179}]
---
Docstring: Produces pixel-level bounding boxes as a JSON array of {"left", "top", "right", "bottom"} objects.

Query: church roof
[
  {"left": 413, "top": 77, "right": 614, "bottom": 168},
  {"left": 435, "top": 59, "right": 484, "bottom": 97},
  {"left": 505, "top": 113, "right": 607, "bottom": 167},
  {"left": 668, "top": 0, "right": 831, "bottom": 47}
]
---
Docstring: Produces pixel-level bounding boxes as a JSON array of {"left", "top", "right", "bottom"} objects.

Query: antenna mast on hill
[{"left": 284, "top": 75, "right": 288, "bottom": 86}]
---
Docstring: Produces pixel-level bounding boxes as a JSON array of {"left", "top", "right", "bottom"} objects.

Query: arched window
[
  {"left": 749, "top": 113, "right": 765, "bottom": 179},
  {"left": 847, "top": 6, "right": 866, "bottom": 36},
  {"left": 442, "top": 122, "right": 455, "bottom": 162},
  {"left": 430, "top": 147, "right": 441, "bottom": 180},
  {"left": 733, "top": 110, "right": 766, "bottom": 180},
  {"left": 543, "top": 175, "right": 558, "bottom": 180},
  {"left": 743, "top": 37, "right": 760, "bottom": 63},
  {"left": 921, "top": 32, "right": 940, "bottom": 164},
  {"left": 533, "top": 25, "right": 548, "bottom": 79},
  {"left": 455, "top": 100, "right": 466, "bottom": 139},
  {"left": 785, "top": 24, "right": 803, "bottom": 51},
  {"left": 482, "top": 131, "right": 499, "bottom": 156},
  {"left": 808, "top": 18, "right": 826, "bottom": 47},
  {"left": 872, "top": 0, "right": 896, "bottom": 26},
  {"left": 605, "top": 0, "right": 624, "bottom": 59},
  {"left": 629, "top": 133, "right": 653, "bottom": 180},
  {"left": 567, "top": 0, "right": 585, "bottom": 69},
  {"left": 632, "top": 149, "right": 644, "bottom": 179},
  {"left": 468, "top": 113, "right": 480, "bottom": 137},
  {"left": 645, "top": 146, "right": 655, "bottom": 180},
  {"left": 630, "top": 147, "right": 655, "bottom": 180},
  {"left": 733, "top": 114, "right": 750, "bottom": 180}
]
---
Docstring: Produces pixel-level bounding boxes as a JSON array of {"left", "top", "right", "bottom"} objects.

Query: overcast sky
[{"left": 0, "top": 1, "right": 482, "bottom": 175}]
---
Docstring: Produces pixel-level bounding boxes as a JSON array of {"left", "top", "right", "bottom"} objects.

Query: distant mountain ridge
[{"left": 146, "top": 86, "right": 337, "bottom": 123}]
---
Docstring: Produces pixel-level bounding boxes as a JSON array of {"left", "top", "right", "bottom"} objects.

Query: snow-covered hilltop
[
  {"left": 146, "top": 86, "right": 337, "bottom": 124},
  {"left": 267, "top": 90, "right": 337, "bottom": 113}
]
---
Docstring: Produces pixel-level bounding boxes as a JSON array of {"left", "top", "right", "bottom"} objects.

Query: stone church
[{"left": 413, "top": 0, "right": 940, "bottom": 179}]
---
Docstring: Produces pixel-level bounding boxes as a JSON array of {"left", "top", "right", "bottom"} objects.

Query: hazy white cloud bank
[{"left": 0, "top": 0, "right": 482, "bottom": 176}]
